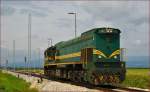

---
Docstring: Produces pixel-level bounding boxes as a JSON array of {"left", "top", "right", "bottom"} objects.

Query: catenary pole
[
  {"left": 28, "top": 13, "right": 32, "bottom": 74},
  {"left": 13, "top": 40, "right": 15, "bottom": 71}
]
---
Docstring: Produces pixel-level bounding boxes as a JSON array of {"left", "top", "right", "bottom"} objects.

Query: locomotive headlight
[
  {"left": 114, "top": 55, "right": 117, "bottom": 59},
  {"left": 121, "top": 63, "right": 124, "bottom": 67},
  {"left": 98, "top": 55, "right": 102, "bottom": 58}
]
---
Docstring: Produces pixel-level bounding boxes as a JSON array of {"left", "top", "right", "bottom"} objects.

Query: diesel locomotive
[{"left": 44, "top": 27, "right": 126, "bottom": 85}]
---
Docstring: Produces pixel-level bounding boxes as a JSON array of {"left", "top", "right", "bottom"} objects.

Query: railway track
[{"left": 12, "top": 70, "right": 149, "bottom": 92}]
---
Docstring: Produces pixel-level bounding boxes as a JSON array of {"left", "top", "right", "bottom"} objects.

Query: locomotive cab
[
  {"left": 44, "top": 46, "right": 56, "bottom": 63},
  {"left": 86, "top": 28, "right": 126, "bottom": 85}
]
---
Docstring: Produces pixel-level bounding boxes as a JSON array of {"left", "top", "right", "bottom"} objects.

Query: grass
[
  {"left": 0, "top": 70, "right": 38, "bottom": 92},
  {"left": 123, "top": 68, "right": 150, "bottom": 89},
  {"left": 27, "top": 69, "right": 44, "bottom": 74},
  {"left": 16, "top": 69, "right": 44, "bottom": 74}
]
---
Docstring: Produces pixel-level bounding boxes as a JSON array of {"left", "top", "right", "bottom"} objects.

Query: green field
[
  {"left": 123, "top": 68, "right": 150, "bottom": 89},
  {"left": 0, "top": 70, "right": 38, "bottom": 92}
]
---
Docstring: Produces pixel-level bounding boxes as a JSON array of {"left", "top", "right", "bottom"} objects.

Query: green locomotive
[{"left": 44, "top": 27, "right": 126, "bottom": 85}]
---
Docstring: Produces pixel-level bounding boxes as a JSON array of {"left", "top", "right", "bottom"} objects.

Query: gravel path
[{"left": 5, "top": 71, "right": 102, "bottom": 92}]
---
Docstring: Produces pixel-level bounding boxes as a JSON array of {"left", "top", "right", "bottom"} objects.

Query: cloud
[
  {"left": 134, "top": 40, "right": 142, "bottom": 45},
  {"left": 1, "top": 6, "right": 16, "bottom": 16},
  {"left": 1, "top": 1, "right": 51, "bottom": 17},
  {"left": 1, "top": 1, "right": 149, "bottom": 66},
  {"left": 94, "top": 21, "right": 114, "bottom": 28},
  {"left": 54, "top": 18, "right": 73, "bottom": 28},
  {"left": 19, "top": 8, "right": 48, "bottom": 17}
]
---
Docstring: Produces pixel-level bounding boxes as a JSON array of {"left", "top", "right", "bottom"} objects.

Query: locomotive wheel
[
  {"left": 91, "top": 75, "right": 99, "bottom": 85},
  {"left": 94, "top": 78, "right": 99, "bottom": 85},
  {"left": 68, "top": 71, "right": 74, "bottom": 81},
  {"left": 114, "top": 76, "right": 120, "bottom": 83}
]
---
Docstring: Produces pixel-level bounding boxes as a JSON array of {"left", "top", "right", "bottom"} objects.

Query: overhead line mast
[
  {"left": 68, "top": 12, "right": 77, "bottom": 38},
  {"left": 13, "top": 40, "right": 15, "bottom": 71},
  {"left": 48, "top": 38, "right": 52, "bottom": 47},
  {"left": 28, "top": 13, "right": 31, "bottom": 71},
  {"left": 0, "top": 11, "right": 1, "bottom": 69}
]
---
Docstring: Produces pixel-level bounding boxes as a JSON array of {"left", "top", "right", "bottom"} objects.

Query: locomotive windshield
[
  {"left": 104, "top": 34, "right": 118, "bottom": 43},
  {"left": 95, "top": 32, "right": 120, "bottom": 60}
]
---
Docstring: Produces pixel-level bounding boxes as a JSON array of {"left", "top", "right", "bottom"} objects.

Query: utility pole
[
  {"left": 28, "top": 13, "right": 31, "bottom": 73},
  {"left": 5, "top": 41, "right": 9, "bottom": 71},
  {"left": 48, "top": 38, "right": 52, "bottom": 47},
  {"left": 0, "top": 16, "right": 1, "bottom": 69},
  {"left": 13, "top": 40, "right": 15, "bottom": 71},
  {"left": 36, "top": 48, "right": 40, "bottom": 70},
  {"left": 68, "top": 12, "right": 77, "bottom": 38},
  {"left": 38, "top": 48, "right": 40, "bottom": 69},
  {"left": 24, "top": 56, "right": 27, "bottom": 69},
  {"left": 6, "top": 59, "right": 8, "bottom": 71},
  {"left": 33, "top": 50, "right": 36, "bottom": 72}
]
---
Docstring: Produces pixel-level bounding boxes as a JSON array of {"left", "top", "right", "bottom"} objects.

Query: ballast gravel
[{"left": 5, "top": 71, "right": 102, "bottom": 92}]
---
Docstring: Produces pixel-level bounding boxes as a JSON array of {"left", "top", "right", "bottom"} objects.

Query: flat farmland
[
  {"left": 0, "top": 70, "right": 38, "bottom": 92},
  {"left": 123, "top": 68, "right": 150, "bottom": 89}
]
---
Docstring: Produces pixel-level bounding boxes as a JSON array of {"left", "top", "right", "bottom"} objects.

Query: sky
[{"left": 1, "top": 1, "right": 149, "bottom": 66}]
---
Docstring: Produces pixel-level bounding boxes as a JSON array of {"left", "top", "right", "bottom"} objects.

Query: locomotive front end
[{"left": 86, "top": 28, "right": 126, "bottom": 85}]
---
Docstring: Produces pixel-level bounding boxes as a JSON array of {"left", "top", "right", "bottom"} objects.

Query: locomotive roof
[
  {"left": 81, "top": 27, "right": 120, "bottom": 36},
  {"left": 44, "top": 46, "right": 56, "bottom": 53},
  {"left": 55, "top": 27, "right": 120, "bottom": 48}
]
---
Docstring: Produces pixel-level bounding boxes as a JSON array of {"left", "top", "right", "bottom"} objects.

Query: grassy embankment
[
  {"left": 0, "top": 70, "right": 38, "bottom": 92},
  {"left": 123, "top": 68, "right": 150, "bottom": 89}
]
